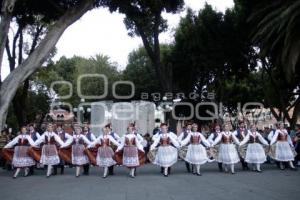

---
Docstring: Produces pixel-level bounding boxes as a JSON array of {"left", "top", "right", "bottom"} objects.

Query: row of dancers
[{"left": 2, "top": 121, "right": 297, "bottom": 178}]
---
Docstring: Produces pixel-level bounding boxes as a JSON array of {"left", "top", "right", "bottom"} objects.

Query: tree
[
  {"left": 249, "top": 0, "right": 300, "bottom": 84},
  {"left": 102, "top": 0, "right": 184, "bottom": 93},
  {"left": 0, "top": 0, "right": 16, "bottom": 82},
  {"left": 46, "top": 54, "right": 121, "bottom": 107},
  {"left": 247, "top": 0, "right": 300, "bottom": 127},
  {"left": 122, "top": 46, "right": 166, "bottom": 100},
  {"left": 170, "top": 4, "right": 259, "bottom": 124},
  {"left": 0, "top": 0, "right": 98, "bottom": 130},
  {"left": 5, "top": 15, "right": 54, "bottom": 127}
]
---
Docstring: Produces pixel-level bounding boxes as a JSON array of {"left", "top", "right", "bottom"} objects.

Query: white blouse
[{"left": 4, "top": 134, "right": 35, "bottom": 148}]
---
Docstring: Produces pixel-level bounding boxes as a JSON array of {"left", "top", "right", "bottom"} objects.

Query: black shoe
[
  {"left": 280, "top": 163, "right": 285, "bottom": 170},
  {"left": 82, "top": 165, "right": 89, "bottom": 175},
  {"left": 196, "top": 173, "right": 202, "bottom": 176},
  {"left": 185, "top": 162, "right": 191, "bottom": 173},
  {"left": 290, "top": 167, "right": 297, "bottom": 171},
  {"left": 108, "top": 166, "right": 114, "bottom": 175},
  {"left": 256, "top": 169, "right": 262, "bottom": 173},
  {"left": 109, "top": 172, "right": 114, "bottom": 175},
  {"left": 102, "top": 174, "right": 108, "bottom": 178},
  {"left": 218, "top": 163, "right": 223, "bottom": 172},
  {"left": 163, "top": 174, "right": 168, "bottom": 177},
  {"left": 60, "top": 166, "right": 64, "bottom": 175},
  {"left": 53, "top": 167, "right": 57, "bottom": 176},
  {"left": 29, "top": 167, "right": 34, "bottom": 175}
]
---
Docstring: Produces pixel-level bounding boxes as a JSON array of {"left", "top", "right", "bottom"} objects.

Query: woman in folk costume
[
  {"left": 270, "top": 122, "right": 297, "bottom": 170},
  {"left": 61, "top": 126, "right": 91, "bottom": 177},
  {"left": 4, "top": 126, "right": 36, "bottom": 178},
  {"left": 239, "top": 124, "right": 269, "bottom": 172},
  {"left": 150, "top": 123, "right": 180, "bottom": 177},
  {"left": 211, "top": 124, "right": 240, "bottom": 174},
  {"left": 88, "top": 127, "right": 119, "bottom": 178},
  {"left": 34, "top": 123, "right": 65, "bottom": 177},
  {"left": 180, "top": 123, "right": 210, "bottom": 176},
  {"left": 115, "top": 123, "right": 145, "bottom": 178}
]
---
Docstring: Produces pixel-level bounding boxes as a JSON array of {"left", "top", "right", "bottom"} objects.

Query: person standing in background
[
  {"left": 293, "top": 124, "right": 300, "bottom": 167},
  {"left": 0, "top": 129, "right": 9, "bottom": 169}
]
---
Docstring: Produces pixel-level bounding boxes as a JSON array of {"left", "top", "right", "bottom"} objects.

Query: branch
[
  {"left": 12, "top": 25, "right": 22, "bottom": 65},
  {"left": 18, "top": 28, "right": 23, "bottom": 65},
  {"left": 0, "top": 0, "right": 17, "bottom": 85},
  {"left": 5, "top": 38, "right": 15, "bottom": 72},
  {"left": 29, "top": 25, "right": 44, "bottom": 55},
  {"left": 0, "top": 0, "right": 95, "bottom": 118}
]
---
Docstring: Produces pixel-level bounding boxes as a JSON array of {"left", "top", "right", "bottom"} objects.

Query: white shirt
[
  {"left": 34, "top": 131, "right": 64, "bottom": 146},
  {"left": 4, "top": 134, "right": 35, "bottom": 148},
  {"left": 61, "top": 134, "right": 91, "bottom": 147},
  {"left": 116, "top": 133, "right": 144, "bottom": 152},
  {"left": 240, "top": 131, "right": 269, "bottom": 146},
  {"left": 208, "top": 131, "right": 222, "bottom": 144},
  {"left": 150, "top": 132, "right": 180, "bottom": 150},
  {"left": 270, "top": 129, "right": 293, "bottom": 146},
  {"left": 180, "top": 131, "right": 210, "bottom": 147},
  {"left": 211, "top": 131, "right": 240, "bottom": 146},
  {"left": 88, "top": 134, "right": 119, "bottom": 148}
]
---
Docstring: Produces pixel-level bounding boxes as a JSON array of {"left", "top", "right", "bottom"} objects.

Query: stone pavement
[{"left": 0, "top": 161, "right": 299, "bottom": 200}]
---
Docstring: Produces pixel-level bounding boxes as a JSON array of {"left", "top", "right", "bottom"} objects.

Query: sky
[{"left": 1, "top": 0, "right": 234, "bottom": 80}]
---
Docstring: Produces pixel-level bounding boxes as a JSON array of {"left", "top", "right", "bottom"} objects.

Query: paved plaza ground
[{"left": 0, "top": 161, "right": 299, "bottom": 200}]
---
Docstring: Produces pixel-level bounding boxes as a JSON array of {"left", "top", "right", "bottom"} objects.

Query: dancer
[
  {"left": 4, "top": 126, "right": 36, "bottom": 178},
  {"left": 207, "top": 124, "right": 223, "bottom": 171},
  {"left": 150, "top": 123, "right": 180, "bottom": 177},
  {"left": 34, "top": 123, "right": 65, "bottom": 177},
  {"left": 211, "top": 124, "right": 240, "bottom": 174},
  {"left": 239, "top": 124, "right": 269, "bottom": 172},
  {"left": 233, "top": 121, "right": 249, "bottom": 170},
  {"left": 115, "top": 123, "right": 145, "bottom": 178},
  {"left": 270, "top": 122, "right": 297, "bottom": 170},
  {"left": 106, "top": 123, "right": 121, "bottom": 175},
  {"left": 61, "top": 126, "right": 91, "bottom": 177},
  {"left": 180, "top": 123, "right": 210, "bottom": 176},
  {"left": 88, "top": 127, "right": 119, "bottom": 178},
  {"left": 178, "top": 122, "right": 192, "bottom": 172},
  {"left": 28, "top": 124, "right": 41, "bottom": 175},
  {"left": 82, "top": 125, "right": 96, "bottom": 175},
  {"left": 54, "top": 124, "right": 73, "bottom": 175}
]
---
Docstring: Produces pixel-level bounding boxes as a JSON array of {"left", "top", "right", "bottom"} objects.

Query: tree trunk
[
  {"left": 135, "top": 13, "right": 172, "bottom": 94},
  {"left": 0, "top": 0, "right": 16, "bottom": 84},
  {"left": 289, "top": 96, "right": 300, "bottom": 128},
  {"left": 0, "top": 0, "right": 95, "bottom": 130}
]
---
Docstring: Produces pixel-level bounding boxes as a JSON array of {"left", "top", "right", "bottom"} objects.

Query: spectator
[
  {"left": 0, "top": 129, "right": 8, "bottom": 168},
  {"left": 293, "top": 124, "right": 300, "bottom": 166}
]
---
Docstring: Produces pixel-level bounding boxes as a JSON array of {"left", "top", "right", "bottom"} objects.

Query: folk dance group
[{"left": 2, "top": 121, "right": 297, "bottom": 179}]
